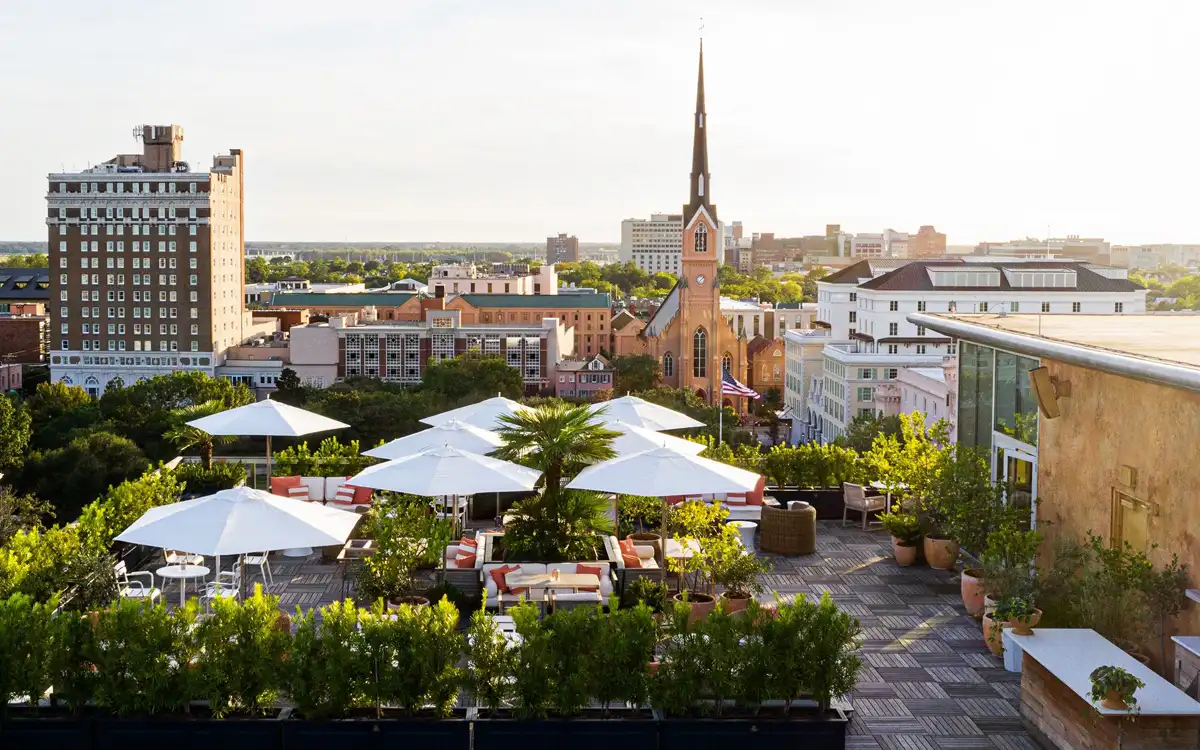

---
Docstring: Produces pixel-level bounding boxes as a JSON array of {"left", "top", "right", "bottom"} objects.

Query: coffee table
[
  {"left": 156, "top": 564, "right": 211, "bottom": 607},
  {"left": 505, "top": 572, "right": 599, "bottom": 591}
]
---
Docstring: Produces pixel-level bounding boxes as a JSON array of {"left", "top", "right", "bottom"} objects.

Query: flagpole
[{"left": 718, "top": 394, "right": 723, "bottom": 446}]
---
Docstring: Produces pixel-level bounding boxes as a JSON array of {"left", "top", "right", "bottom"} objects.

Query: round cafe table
[{"left": 156, "top": 564, "right": 211, "bottom": 607}]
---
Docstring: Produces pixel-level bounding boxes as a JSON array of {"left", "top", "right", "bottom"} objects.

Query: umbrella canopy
[
  {"left": 186, "top": 398, "right": 349, "bottom": 437},
  {"left": 420, "top": 396, "right": 532, "bottom": 431},
  {"left": 364, "top": 419, "right": 503, "bottom": 460},
  {"left": 566, "top": 446, "right": 761, "bottom": 496},
  {"left": 608, "top": 420, "right": 705, "bottom": 457},
  {"left": 347, "top": 444, "right": 542, "bottom": 496},
  {"left": 114, "top": 486, "right": 361, "bottom": 556},
  {"left": 588, "top": 395, "right": 704, "bottom": 431}
]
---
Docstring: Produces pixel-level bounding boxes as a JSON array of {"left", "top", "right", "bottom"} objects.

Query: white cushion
[
  {"left": 481, "top": 563, "right": 547, "bottom": 600},
  {"left": 287, "top": 486, "right": 311, "bottom": 501},
  {"left": 725, "top": 505, "right": 763, "bottom": 522},
  {"left": 553, "top": 591, "right": 604, "bottom": 603},
  {"left": 300, "top": 477, "right": 326, "bottom": 502},
  {"left": 324, "top": 476, "right": 350, "bottom": 501},
  {"left": 723, "top": 495, "right": 748, "bottom": 506},
  {"left": 547, "top": 562, "right": 612, "bottom": 598}
]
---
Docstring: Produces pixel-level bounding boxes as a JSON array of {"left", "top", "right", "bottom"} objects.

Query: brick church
[{"left": 613, "top": 42, "right": 749, "bottom": 407}]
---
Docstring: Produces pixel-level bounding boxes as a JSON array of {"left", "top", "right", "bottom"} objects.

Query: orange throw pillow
[
  {"left": 622, "top": 553, "right": 642, "bottom": 569},
  {"left": 460, "top": 536, "right": 479, "bottom": 549},
  {"left": 269, "top": 475, "right": 303, "bottom": 497},
  {"left": 489, "top": 565, "right": 527, "bottom": 596},
  {"left": 747, "top": 475, "right": 766, "bottom": 506},
  {"left": 455, "top": 553, "right": 477, "bottom": 569},
  {"left": 575, "top": 564, "right": 603, "bottom": 592},
  {"left": 619, "top": 538, "right": 637, "bottom": 556}
]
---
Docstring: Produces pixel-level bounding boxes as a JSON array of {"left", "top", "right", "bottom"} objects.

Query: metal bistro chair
[
  {"left": 202, "top": 570, "right": 240, "bottom": 609},
  {"left": 242, "top": 552, "right": 274, "bottom": 586},
  {"left": 842, "top": 482, "right": 887, "bottom": 530},
  {"left": 115, "top": 561, "right": 162, "bottom": 603},
  {"left": 164, "top": 549, "right": 204, "bottom": 566}
]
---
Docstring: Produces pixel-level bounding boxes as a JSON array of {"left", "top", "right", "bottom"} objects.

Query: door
[{"left": 994, "top": 445, "right": 1037, "bottom": 530}]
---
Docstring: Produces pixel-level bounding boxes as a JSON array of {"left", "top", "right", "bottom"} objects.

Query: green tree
[
  {"left": 421, "top": 354, "right": 523, "bottom": 404},
  {"left": 163, "top": 400, "right": 238, "bottom": 470},
  {"left": 273, "top": 367, "right": 307, "bottom": 406},
  {"left": 26, "top": 432, "right": 150, "bottom": 522},
  {"left": 0, "top": 395, "right": 31, "bottom": 477},
  {"left": 24, "top": 382, "right": 100, "bottom": 451},
  {"left": 610, "top": 354, "right": 660, "bottom": 394},
  {"left": 843, "top": 411, "right": 903, "bottom": 453},
  {"left": 0, "top": 487, "right": 53, "bottom": 546}
]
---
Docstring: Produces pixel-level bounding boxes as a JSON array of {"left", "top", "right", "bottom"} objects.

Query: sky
[{"left": 1, "top": 0, "right": 1198, "bottom": 246}]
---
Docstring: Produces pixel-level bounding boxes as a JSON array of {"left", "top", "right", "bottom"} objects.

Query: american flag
[{"left": 721, "top": 369, "right": 760, "bottom": 399}]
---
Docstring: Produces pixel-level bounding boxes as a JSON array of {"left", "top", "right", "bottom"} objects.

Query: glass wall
[
  {"left": 958, "top": 342, "right": 995, "bottom": 452},
  {"left": 993, "top": 352, "right": 1039, "bottom": 446}
]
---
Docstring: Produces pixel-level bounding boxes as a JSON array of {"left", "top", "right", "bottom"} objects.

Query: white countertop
[
  {"left": 1173, "top": 635, "right": 1200, "bottom": 659},
  {"left": 1010, "top": 628, "right": 1200, "bottom": 716}
]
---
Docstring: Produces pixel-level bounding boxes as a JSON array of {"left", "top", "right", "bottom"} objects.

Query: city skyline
[{"left": 2, "top": 0, "right": 1198, "bottom": 245}]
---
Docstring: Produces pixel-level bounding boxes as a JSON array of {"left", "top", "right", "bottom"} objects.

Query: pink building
[
  {"left": 0, "top": 363, "right": 20, "bottom": 392},
  {"left": 875, "top": 359, "right": 957, "bottom": 442},
  {"left": 555, "top": 355, "right": 614, "bottom": 401}
]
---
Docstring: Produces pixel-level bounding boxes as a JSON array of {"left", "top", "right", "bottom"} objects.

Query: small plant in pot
[
  {"left": 710, "top": 535, "right": 770, "bottom": 613},
  {"left": 983, "top": 597, "right": 1040, "bottom": 656},
  {"left": 1089, "top": 665, "right": 1144, "bottom": 711},
  {"left": 879, "top": 511, "right": 922, "bottom": 567},
  {"left": 358, "top": 497, "right": 453, "bottom": 608}
]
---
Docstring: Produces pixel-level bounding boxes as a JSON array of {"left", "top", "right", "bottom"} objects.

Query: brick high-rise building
[
  {"left": 909, "top": 225, "right": 947, "bottom": 258},
  {"left": 46, "top": 125, "right": 247, "bottom": 396},
  {"left": 546, "top": 233, "right": 579, "bottom": 265}
]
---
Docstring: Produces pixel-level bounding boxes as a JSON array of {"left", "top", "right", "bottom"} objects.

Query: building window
[
  {"left": 979, "top": 302, "right": 989, "bottom": 313},
  {"left": 1041, "top": 302, "right": 1051, "bottom": 313},
  {"left": 1072, "top": 302, "right": 1081, "bottom": 313},
  {"left": 916, "top": 345, "right": 927, "bottom": 354},
  {"left": 850, "top": 293, "right": 857, "bottom": 302},
  {"left": 917, "top": 301, "right": 926, "bottom": 312},
  {"left": 885, "top": 368, "right": 898, "bottom": 379},
  {"left": 887, "top": 345, "right": 898, "bottom": 355},
  {"left": 721, "top": 352, "right": 732, "bottom": 374},
  {"left": 849, "top": 311, "right": 856, "bottom": 323},
  {"left": 917, "top": 326, "right": 925, "bottom": 336},
  {"left": 663, "top": 352, "right": 674, "bottom": 377},
  {"left": 889, "top": 301, "right": 899, "bottom": 312},
  {"left": 857, "top": 387, "right": 873, "bottom": 402},
  {"left": 694, "top": 224, "right": 707, "bottom": 253},
  {"left": 692, "top": 328, "right": 707, "bottom": 378},
  {"left": 888, "top": 322, "right": 898, "bottom": 336}
]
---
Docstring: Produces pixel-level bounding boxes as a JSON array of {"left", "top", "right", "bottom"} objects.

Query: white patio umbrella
[
  {"left": 608, "top": 420, "right": 705, "bottom": 457},
  {"left": 363, "top": 419, "right": 502, "bottom": 460},
  {"left": 186, "top": 398, "right": 349, "bottom": 478},
  {"left": 348, "top": 445, "right": 542, "bottom": 534},
  {"left": 567, "top": 447, "right": 763, "bottom": 580},
  {"left": 115, "top": 486, "right": 360, "bottom": 600},
  {"left": 588, "top": 395, "right": 705, "bottom": 431},
  {"left": 420, "top": 395, "right": 532, "bottom": 431}
]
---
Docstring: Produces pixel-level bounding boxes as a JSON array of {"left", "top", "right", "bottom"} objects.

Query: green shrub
[
  {"left": 173, "top": 462, "right": 247, "bottom": 496},
  {"left": 287, "top": 600, "right": 368, "bottom": 719},
  {"left": 464, "top": 597, "right": 517, "bottom": 716},
  {"left": 0, "top": 593, "right": 59, "bottom": 718},
  {"left": 360, "top": 599, "right": 463, "bottom": 717},
  {"left": 88, "top": 598, "right": 200, "bottom": 715},
  {"left": 194, "top": 586, "right": 290, "bottom": 716},
  {"left": 272, "top": 437, "right": 374, "bottom": 478}
]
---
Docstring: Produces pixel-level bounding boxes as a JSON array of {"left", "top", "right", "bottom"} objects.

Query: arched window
[
  {"left": 721, "top": 352, "right": 732, "bottom": 374},
  {"left": 693, "top": 328, "right": 707, "bottom": 378},
  {"left": 662, "top": 351, "right": 674, "bottom": 378},
  {"left": 694, "top": 224, "right": 708, "bottom": 253}
]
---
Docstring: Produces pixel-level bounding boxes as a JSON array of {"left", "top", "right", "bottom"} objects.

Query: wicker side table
[{"left": 759, "top": 503, "right": 817, "bottom": 556}]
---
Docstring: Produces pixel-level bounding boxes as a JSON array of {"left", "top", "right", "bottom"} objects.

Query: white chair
[
  {"left": 842, "top": 482, "right": 887, "bottom": 530},
  {"left": 202, "top": 570, "right": 239, "bottom": 608},
  {"left": 115, "top": 561, "right": 161, "bottom": 603},
  {"left": 164, "top": 549, "right": 204, "bottom": 566},
  {"left": 242, "top": 552, "right": 273, "bottom": 586}
]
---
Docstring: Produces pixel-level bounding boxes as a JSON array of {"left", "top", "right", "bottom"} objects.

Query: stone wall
[{"left": 1020, "top": 653, "right": 1199, "bottom": 750}]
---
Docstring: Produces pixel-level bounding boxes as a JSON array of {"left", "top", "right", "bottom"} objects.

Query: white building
[
  {"left": 783, "top": 327, "right": 831, "bottom": 443},
  {"left": 428, "top": 263, "right": 557, "bottom": 297},
  {"left": 883, "top": 229, "right": 910, "bottom": 258},
  {"left": 807, "top": 258, "right": 1147, "bottom": 443},
  {"left": 619, "top": 213, "right": 722, "bottom": 275},
  {"left": 874, "top": 364, "right": 957, "bottom": 442},
  {"left": 850, "top": 233, "right": 885, "bottom": 258},
  {"left": 1116, "top": 244, "right": 1200, "bottom": 270}
]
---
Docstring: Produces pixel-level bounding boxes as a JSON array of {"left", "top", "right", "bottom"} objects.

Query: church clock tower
[{"left": 679, "top": 40, "right": 722, "bottom": 402}]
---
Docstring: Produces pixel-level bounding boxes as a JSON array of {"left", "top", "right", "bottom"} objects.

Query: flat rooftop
[{"left": 929, "top": 314, "right": 1200, "bottom": 369}]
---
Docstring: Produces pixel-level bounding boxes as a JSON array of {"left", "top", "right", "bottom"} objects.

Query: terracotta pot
[
  {"left": 981, "top": 614, "right": 1004, "bottom": 656},
  {"left": 892, "top": 538, "right": 918, "bottom": 567},
  {"left": 274, "top": 611, "right": 293, "bottom": 634},
  {"left": 387, "top": 596, "right": 430, "bottom": 610},
  {"left": 673, "top": 592, "right": 716, "bottom": 623},
  {"left": 961, "top": 568, "right": 985, "bottom": 618},
  {"left": 923, "top": 536, "right": 960, "bottom": 571},
  {"left": 86, "top": 611, "right": 101, "bottom": 629},
  {"left": 1101, "top": 690, "right": 1128, "bottom": 711},
  {"left": 1009, "top": 608, "right": 1042, "bottom": 636},
  {"left": 629, "top": 533, "right": 662, "bottom": 562},
  {"left": 720, "top": 592, "right": 751, "bottom": 613}
]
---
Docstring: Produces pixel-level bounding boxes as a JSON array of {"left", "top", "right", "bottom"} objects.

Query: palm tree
[
  {"left": 492, "top": 404, "right": 620, "bottom": 517},
  {"left": 163, "top": 400, "right": 237, "bottom": 470}
]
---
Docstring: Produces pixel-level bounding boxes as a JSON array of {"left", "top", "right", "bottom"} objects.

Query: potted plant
[
  {"left": 1089, "top": 665, "right": 1144, "bottom": 711},
  {"left": 983, "top": 597, "right": 1041, "bottom": 655},
  {"left": 711, "top": 538, "right": 769, "bottom": 613},
  {"left": 358, "top": 498, "right": 452, "bottom": 608},
  {"left": 978, "top": 526, "right": 1042, "bottom": 619},
  {"left": 879, "top": 511, "right": 921, "bottom": 567}
]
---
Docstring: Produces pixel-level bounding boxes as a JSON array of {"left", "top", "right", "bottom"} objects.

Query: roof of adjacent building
[
  {"left": 910, "top": 312, "right": 1200, "bottom": 394},
  {"left": 458, "top": 293, "right": 612, "bottom": 309},
  {"left": 610, "top": 310, "right": 639, "bottom": 331},
  {"left": 267, "top": 292, "right": 416, "bottom": 308},
  {"left": 905, "top": 367, "right": 947, "bottom": 383},
  {"left": 821, "top": 259, "right": 915, "bottom": 285},
  {"left": 746, "top": 335, "right": 781, "bottom": 357},
  {"left": 0, "top": 270, "right": 50, "bottom": 300},
  {"left": 557, "top": 355, "right": 612, "bottom": 371},
  {"left": 856, "top": 260, "right": 1143, "bottom": 293},
  {"left": 775, "top": 301, "right": 816, "bottom": 310}
]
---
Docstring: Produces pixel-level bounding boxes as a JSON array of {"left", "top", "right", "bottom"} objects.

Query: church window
[
  {"left": 693, "top": 328, "right": 707, "bottom": 378},
  {"left": 663, "top": 352, "right": 674, "bottom": 377},
  {"left": 721, "top": 352, "right": 732, "bottom": 374},
  {"left": 695, "top": 224, "right": 708, "bottom": 253},
  {"left": 698, "top": 174, "right": 704, "bottom": 197}
]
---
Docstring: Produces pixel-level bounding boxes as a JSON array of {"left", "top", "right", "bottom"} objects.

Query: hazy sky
[{"left": 2, "top": 1, "right": 1197, "bottom": 245}]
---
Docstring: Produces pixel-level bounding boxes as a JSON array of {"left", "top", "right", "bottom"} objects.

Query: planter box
[
  {"left": 658, "top": 708, "right": 849, "bottom": 750},
  {"left": 767, "top": 489, "right": 844, "bottom": 520},
  {"left": 0, "top": 716, "right": 91, "bottom": 750},
  {"left": 473, "top": 715, "right": 658, "bottom": 750},
  {"left": 94, "top": 716, "right": 283, "bottom": 750},
  {"left": 281, "top": 717, "right": 469, "bottom": 750}
]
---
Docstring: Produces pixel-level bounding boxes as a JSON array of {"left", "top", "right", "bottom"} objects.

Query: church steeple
[{"left": 684, "top": 40, "right": 716, "bottom": 224}]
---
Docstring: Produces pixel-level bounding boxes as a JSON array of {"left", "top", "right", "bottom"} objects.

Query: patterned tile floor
[{"left": 144, "top": 520, "right": 1034, "bottom": 747}]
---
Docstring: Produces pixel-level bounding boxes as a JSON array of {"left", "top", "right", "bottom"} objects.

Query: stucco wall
[{"left": 1038, "top": 357, "right": 1200, "bottom": 634}]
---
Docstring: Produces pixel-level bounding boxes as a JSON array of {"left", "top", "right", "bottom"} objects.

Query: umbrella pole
[
  {"left": 266, "top": 435, "right": 272, "bottom": 486},
  {"left": 661, "top": 503, "right": 668, "bottom": 583}
]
